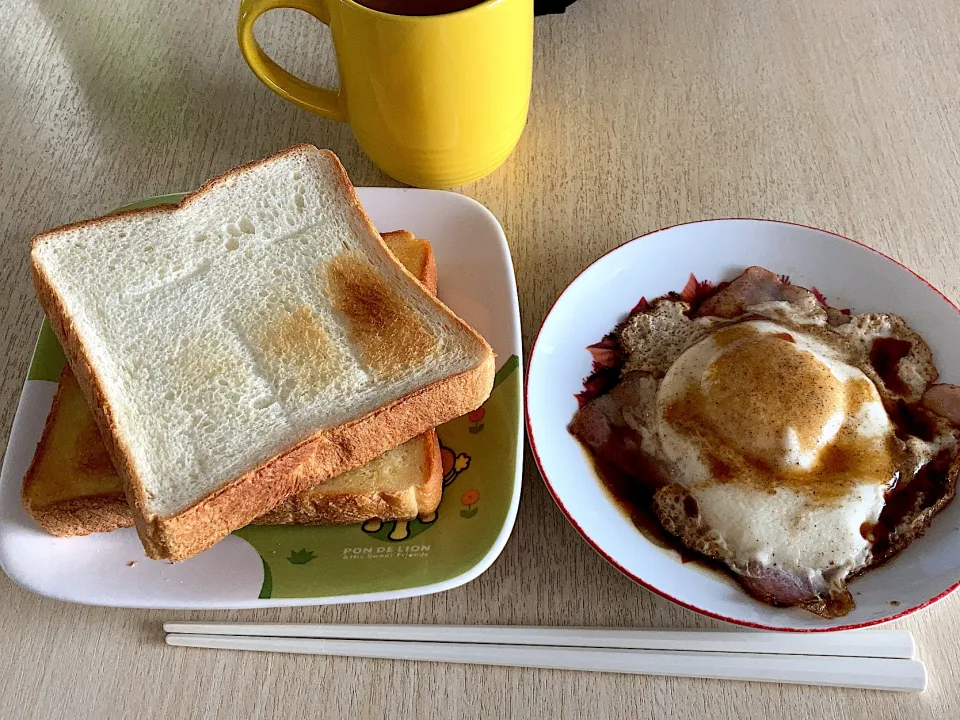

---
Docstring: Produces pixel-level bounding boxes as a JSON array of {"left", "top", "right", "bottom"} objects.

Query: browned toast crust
[{"left": 27, "top": 494, "right": 131, "bottom": 537}]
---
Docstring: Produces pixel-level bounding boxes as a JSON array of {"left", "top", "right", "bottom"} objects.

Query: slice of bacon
[
  {"left": 693, "top": 266, "right": 823, "bottom": 318},
  {"left": 675, "top": 274, "right": 717, "bottom": 312},
  {"left": 630, "top": 297, "right": 650, "bottom": 315},
  {"left": 809, "top": 286, "right": 828, "bottom": 306},
  {"left": 575, "top": 366, "right": 621, "bottom": 408},
  {"left": 922, "top": 384, "right": 960, "bottom": 426},
  {"left": 679, "top": 274, "right": 698, "bottom": 304},
  {"left": 586, "top": 335, "right": 621, "bottom": 369}
]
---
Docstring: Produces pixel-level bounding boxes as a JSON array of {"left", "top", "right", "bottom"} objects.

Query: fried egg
[
  {"left": 570, "top": 266, "right": 960, "bottom": 617},
  {"left": 655, "top": 319, "right": 897, "bottom": 593}
]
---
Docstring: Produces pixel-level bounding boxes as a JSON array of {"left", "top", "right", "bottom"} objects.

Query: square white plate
[{"left": 0, "top": 188, "right": 523, "bottom": 609}]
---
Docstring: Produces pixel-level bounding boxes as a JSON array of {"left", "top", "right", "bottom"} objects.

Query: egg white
[{"left": 654, "top": 320, "right": 894, "bottom": 585}]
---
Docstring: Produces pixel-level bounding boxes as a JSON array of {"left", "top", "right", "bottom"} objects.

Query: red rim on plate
[{"left": 524, "top": 217, "right": 960, "bottom": 632}]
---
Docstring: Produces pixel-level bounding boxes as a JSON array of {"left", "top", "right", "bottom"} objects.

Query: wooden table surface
[{"left": 3, "top": 0, "right": 960, "bottom": 717}]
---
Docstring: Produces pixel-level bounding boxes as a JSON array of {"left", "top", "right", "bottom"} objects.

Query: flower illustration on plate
[
  {"left": 460, "top": 489, "right": 480, "bottom": 519},
  {"left": 468, "top": 407, "right": 485, "bottom": 434}
]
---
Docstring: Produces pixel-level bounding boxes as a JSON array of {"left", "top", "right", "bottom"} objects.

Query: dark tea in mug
[{"left": 355, "top": 0, "right": 484, "bottom": 15}]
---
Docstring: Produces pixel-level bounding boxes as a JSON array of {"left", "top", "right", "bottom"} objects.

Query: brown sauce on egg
[
  {"left": 587, "top": 451, "right": 676, "bottom": 551},
  {"left": 665, "top": 326, "right": 899, "bottom": 503},
  {"left": 577, "top": 324, "right": 955, "bottom": 591},
  {"left": 586, "top": 388, "right": 953, "bottom": 583},
  {"left": 572, "top": 412, "right": 720, "bottom": 567},
  {"left": 584, "top": 443, "right": 729, "bottom": 571},
  {"left": 888, "top": 398, "right": 938, "bottom": 442},
  {"left": 870, "top": 337, "right": 913, "bottom": 396},
  {"left": 582, "top": 392, "right": 954, "bottom": 602},
  {"left": 862, "top": 448, "right": 955, "bottom": 565}
]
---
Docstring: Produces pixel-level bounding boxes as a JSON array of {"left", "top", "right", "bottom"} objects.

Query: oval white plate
[{"left": 526, "top": 219, "right": 960, "bottom": 631}]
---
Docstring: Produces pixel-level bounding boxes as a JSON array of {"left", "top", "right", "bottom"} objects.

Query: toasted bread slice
[
  {"left": 23, "top": 232, "right": 444, "bottom": 537},
  {"left": 381, "top": 230, "right": 438, "bottom": 296},
  {"left": 30, "top": 146, "right": 494, "bottom": 560},
  {"left": 21, "top": 364, "right": 130, "bottom": 536},
  {"left": 255, "top": 430, "right": 441, "bottom": 525}
]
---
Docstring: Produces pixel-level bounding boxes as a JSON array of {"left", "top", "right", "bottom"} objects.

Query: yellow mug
[{"left": 237, "top": 0, "right": 533, "bottom": 188}]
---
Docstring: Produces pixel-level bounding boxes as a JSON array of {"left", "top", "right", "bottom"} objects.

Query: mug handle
[{"left": 237, "top": 0, "right": 347, "bottom": 122}]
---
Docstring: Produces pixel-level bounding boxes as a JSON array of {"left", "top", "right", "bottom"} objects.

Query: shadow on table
[{"left": 30, "top": 0, "right": 397, "bottom": 203}]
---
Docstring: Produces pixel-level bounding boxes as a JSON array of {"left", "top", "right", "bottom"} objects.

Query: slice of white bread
[
  {"left": 22, "top": 232, "right": 442, "bottom": 536},
  {"left": 30, "top": 146, "right": 494, "bottom": 560}
]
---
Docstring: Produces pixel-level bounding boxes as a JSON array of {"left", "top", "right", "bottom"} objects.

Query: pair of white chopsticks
[{"left": 164, "top": 623, "right": 925, "bottom": 692}]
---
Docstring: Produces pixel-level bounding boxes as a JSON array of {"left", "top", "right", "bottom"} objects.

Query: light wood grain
[{"left": 3, "top": 0, "right": 960, "bottom": 717}]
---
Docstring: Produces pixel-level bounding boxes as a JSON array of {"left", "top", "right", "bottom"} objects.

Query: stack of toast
[{"left": 22, "top": 146, "right": 494, "bottom": 561}]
